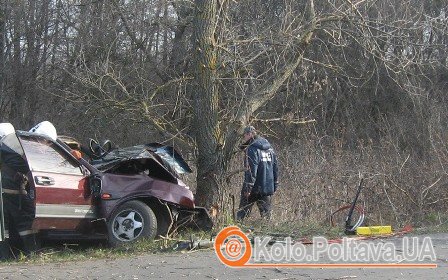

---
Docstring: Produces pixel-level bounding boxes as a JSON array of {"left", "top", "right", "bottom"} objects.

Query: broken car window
[{"left": 20, "top": 136, "right": 83, "bottom": 175}]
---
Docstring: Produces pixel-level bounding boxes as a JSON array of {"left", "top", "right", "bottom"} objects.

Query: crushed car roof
[{"left": 91, "top": 143, "right": 192, "bottom": 175}]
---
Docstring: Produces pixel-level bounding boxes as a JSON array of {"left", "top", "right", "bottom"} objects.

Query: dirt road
[{"left": 1, "top": 233, "right": 447, "bottom": 279}]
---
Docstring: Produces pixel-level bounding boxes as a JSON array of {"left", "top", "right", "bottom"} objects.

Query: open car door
[
  {"left": 0, "top": 132, "right": 32, "bottom": 241},
  {"left": 17, "top": 133, "right": 95, "bottom": 231},
  {"left": 0, "top": 135, "right": 8, "bottom": 241},
  {"left": 0, "top": 169, "right": 4, "bottom": 241}
]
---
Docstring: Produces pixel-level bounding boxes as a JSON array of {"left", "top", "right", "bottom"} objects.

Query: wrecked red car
[{"left": 0, "top": 131, "right": 212, "bottom": 246}]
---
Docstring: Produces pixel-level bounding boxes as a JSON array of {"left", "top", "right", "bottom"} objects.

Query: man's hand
[{"left": 244, "top": 183, "right": 253, "bottom": 198}]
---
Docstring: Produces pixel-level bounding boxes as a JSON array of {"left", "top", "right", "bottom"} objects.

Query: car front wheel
[{"left": 108, "top": 200, "right": 157, "bottom": 246}]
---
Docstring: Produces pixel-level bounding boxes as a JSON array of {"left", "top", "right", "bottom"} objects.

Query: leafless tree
[{"left": 1, "top": 0, "right": 447, "bottom": 222}]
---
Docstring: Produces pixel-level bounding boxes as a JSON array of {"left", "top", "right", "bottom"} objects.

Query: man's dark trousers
[{"left": 236, "top": 185, "right": 272, "bottom": 220}]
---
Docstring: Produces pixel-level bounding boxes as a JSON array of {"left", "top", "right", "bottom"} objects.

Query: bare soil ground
[{"left": 0, "top": 233, "right": 447, "bottom": 280}]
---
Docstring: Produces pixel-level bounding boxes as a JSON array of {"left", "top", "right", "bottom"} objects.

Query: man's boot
[
  {"left": 21, "top": 234, "right": 38, "bottom": 257},
  {"left": 0, "top": 240, "right": 11, "bottom": 261}
]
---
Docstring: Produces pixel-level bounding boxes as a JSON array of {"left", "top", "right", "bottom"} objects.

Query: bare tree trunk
[
  {"left": 191, "top": 0, "right": 319, "bottom": 208},
  {"left": 170, "top": 2, "right": 191, "bottom": 75},
  {"left": 162, "top": 1, "right": 169, "bottom": 67},
  {"left": 191, "top": 0, "right": 223, "bottom": 208},
  {"left": 24, "top": 0, "right": 39, "bottom": 126},
  {"left": 10, "top": 3, "right": 25, "bottom": 127},
  {"left": 0, "top": 0, "right": 5, "bottom": 120}
]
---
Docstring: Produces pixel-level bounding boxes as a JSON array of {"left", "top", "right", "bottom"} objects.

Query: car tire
[{"left": 107, "top": 200, "right": 157, "bottom": 247}]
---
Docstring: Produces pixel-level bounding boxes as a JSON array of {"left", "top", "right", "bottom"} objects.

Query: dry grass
[{"left": 213, "top": 122, "right": 448, "bottom": 232}]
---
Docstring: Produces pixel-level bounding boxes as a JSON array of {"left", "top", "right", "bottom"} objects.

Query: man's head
[
  {"left": 0, "top": 123, "right": 15, "bottom": 139},
  {"left": 243, "top": 125, "right": 257, "bottom": 142}
]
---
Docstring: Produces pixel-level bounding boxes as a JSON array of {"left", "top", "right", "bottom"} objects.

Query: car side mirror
[{"left": 89, "top": 175, "right": 102, "bottom": 198}]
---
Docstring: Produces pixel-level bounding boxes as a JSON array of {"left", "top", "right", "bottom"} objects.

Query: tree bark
[
  {"left": 0, "top": 0, "right": 5, "bottom": 120},
  {"left": 10, "top": 2, "right": 25, "bottom": 127},
  {"left": 191, "top": 0, "right": 223, "bottom": 208},
  {"left": 192, "top": 0, "right": 318, "bottom": 208}
]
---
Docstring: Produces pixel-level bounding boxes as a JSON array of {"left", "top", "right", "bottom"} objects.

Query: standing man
[
  {"left": 237, "top": 126, "right": 279, "bottom": 220},
  {"left": 0, "top": 123, "right": 37, "bottom": 259}
]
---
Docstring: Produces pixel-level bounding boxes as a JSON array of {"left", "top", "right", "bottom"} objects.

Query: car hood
[{"left": 91, "top": 143, "right": 191, "bottom": 183}]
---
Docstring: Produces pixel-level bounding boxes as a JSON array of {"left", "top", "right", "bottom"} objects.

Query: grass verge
[{"left": 3, "top": 217, "right": 448, "bottom": 265}]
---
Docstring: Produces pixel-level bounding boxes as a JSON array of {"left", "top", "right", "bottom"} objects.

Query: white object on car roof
[{"left": 29, "top": 121, "right": 57, "bottom": 141}]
